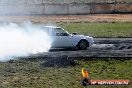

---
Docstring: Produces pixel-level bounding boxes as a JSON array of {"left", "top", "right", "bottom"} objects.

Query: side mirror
[
  {"left": 63, "top": 33, "right": 69, "bottom": 36},
  {"left": 72, "top": 32, "right": 78, "bottom": 35}
]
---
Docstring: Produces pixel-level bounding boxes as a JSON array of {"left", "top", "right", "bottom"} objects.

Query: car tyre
[{"left": 77, "top": 40, "right": 89, "bottom": 50}]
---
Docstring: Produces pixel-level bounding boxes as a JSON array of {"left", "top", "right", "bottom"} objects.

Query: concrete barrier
[
  {"left": 0, "top": 5, "right": 43, "bottom": 15},
  {"left": 91, "top": 3, "right": 132, "bottom": 14},
  {"left": 0, "top": 0, "right": 131, "bottom": 15},
  {"left": 68, "top": 4, "right": 90, "bottom": 15},
  {"left": 44, "top": 4, "right": 68, "bottom": 15}
]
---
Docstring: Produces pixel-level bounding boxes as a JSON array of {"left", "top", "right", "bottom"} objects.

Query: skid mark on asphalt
[
  {"left": 114, "top": 44, "right": 132, "bottom": 50},
  {"left": 91, "top": 43, "right": 132, "bottom": 51},
  {"left": 91, "top": 44, "right": 114, "bottom": 49}
]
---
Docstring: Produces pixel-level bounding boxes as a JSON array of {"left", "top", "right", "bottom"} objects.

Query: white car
[{"left": 40, "top": 26, "right": 94, "bottom": 50}]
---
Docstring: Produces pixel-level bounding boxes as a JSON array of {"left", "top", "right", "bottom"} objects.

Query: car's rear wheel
[{"left": 77, "top": 40, "right": 89, "bottom": 50}]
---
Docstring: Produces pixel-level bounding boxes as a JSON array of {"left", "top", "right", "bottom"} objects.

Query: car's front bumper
[{"left": 87, "top": 37, "right": 94, "bottom": 47}]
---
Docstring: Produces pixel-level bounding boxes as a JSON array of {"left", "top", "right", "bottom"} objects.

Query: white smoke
[{"left": 0, "top": 22, "right": 52, "bottom": 62}]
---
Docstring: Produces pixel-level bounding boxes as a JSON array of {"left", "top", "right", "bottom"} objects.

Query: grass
[
  {"left": 0, "top": 58, "right": 132, "bottom": 88},
  {"left": 58, "top": 22, "right": 132, "bottom": 38}
]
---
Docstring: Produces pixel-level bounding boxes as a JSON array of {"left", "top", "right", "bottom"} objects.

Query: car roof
[{"left": 43, "top": 26, "right": 61, "bottom": 29}]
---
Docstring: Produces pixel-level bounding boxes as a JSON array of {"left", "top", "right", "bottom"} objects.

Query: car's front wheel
[{"left": 77, "top": 40, "right": 89, "bottom": 50}]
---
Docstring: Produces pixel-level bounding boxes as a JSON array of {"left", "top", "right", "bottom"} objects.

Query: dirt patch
[{"left": 0, "top": 14, "right": 132, "bottom": 23}]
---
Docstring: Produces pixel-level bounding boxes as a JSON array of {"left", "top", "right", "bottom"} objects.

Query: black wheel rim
[{"left": 79, "top": 41, "right": 87, "bottom": 49}]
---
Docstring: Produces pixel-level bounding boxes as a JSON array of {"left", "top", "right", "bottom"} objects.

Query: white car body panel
[
  {"left": 53, "top": 36, "right": 72, "bottom": 47},
  {"left": 40, "top": 26, "right": 94, "bottom": 49}
]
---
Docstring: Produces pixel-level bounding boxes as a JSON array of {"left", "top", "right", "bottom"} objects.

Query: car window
[
  {"left": 54, "top": 28, "right": 69, "bottom": 36},
  {"left": 40, "top": 27, "right": 55, "bottom": 36}
]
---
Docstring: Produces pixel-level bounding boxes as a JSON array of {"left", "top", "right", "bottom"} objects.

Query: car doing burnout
[{"left": 40, "top": 26, "right": 94, "bottom": 50}]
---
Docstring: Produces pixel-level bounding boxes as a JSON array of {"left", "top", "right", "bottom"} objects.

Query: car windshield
[{"left": 54, "top": 28, "right": 69, "bottom": 36}]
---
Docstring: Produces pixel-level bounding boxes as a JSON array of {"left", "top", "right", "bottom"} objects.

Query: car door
[{"left": 52, "top": 28, "right": 73, "bottom": 48}]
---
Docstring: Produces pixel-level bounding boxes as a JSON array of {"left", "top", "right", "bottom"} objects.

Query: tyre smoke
[{"left": 0, "top": 22, "right": 52, "bottom": 62}]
